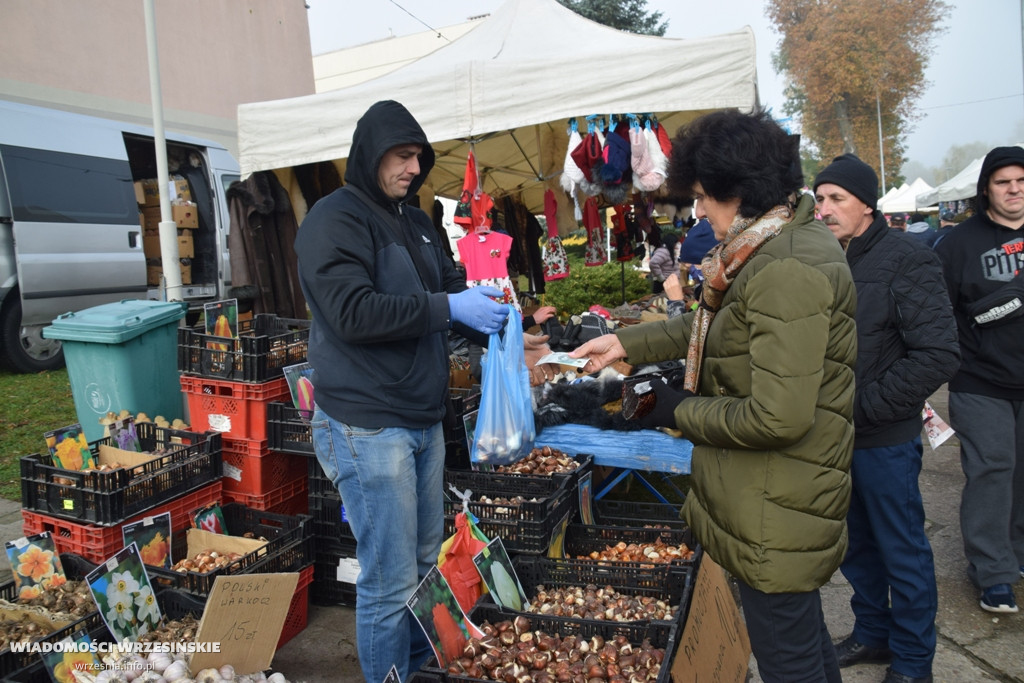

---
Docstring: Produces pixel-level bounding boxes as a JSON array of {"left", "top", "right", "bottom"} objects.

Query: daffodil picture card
[
  {"left": 85, "top": 543, "right": 162, "bottom": 642},
  {"left": 4, "top": 531, "right": 66, "bottom": 596},
  {"left": 43, "top": 423, "right": 95, "bottom": 471},
  {"left": 122, "top": 512, "right": 172, "bottom": 569},
  {"left": 42, "top": 630, "right": 101, "bottom": 683}
]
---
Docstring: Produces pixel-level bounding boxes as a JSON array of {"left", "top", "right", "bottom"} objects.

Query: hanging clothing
[
  {"left": 610, "top": 203, "right": 635, "bottom": 262},
  {"left": 457, "top": 230, "right": 520, "bottom": 311},
  {"left": 583, "top": 197, "right": 607, "bottom": 266},
  {"left": 542, "top": 189, "right": 569, "bottom": 281}
]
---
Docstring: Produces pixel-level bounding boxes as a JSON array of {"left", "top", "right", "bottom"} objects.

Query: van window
[{"left": 0, "top": 144, "right": 137, "bottom": 224}]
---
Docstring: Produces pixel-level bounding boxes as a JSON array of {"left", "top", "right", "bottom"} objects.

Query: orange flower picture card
[
  {"left": 5, "top": 531, "right": 66, "bottom": 595},
  {"left": 122, "top": 512, "right": 172, "bottom": 569},
  {"left": 44, "top": 423, "right": 95, "bottom": 471}
]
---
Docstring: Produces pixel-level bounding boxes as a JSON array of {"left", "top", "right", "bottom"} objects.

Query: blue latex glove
[{"left": 448, "top": 287, "right": 509, "bottom": 334}]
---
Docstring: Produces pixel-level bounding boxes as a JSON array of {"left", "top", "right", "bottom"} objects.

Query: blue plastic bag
[{"left": 471, "top": 305, "right": 536, "bottom": 464}]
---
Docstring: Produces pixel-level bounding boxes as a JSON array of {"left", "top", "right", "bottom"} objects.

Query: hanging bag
[{"left": 471, "top": 306, "right": 536, "bottom": 465}]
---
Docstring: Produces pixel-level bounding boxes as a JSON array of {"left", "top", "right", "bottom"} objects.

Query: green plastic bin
[{"left": 43, "top": 300, "right": 187, "bottom": 442}]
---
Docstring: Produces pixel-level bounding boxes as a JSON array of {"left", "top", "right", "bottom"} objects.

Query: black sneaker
[
  {"left": 980, "top": 584, "right": 1018, "bottom": 614},
  {"left": 833, "top": 635, "right": 892, "bottom": 668}
]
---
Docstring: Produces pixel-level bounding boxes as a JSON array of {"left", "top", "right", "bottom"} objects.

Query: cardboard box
[
  {"left": 672, "top": 555, "right": 751, "bottom": 683},
  {"left": 173, "top": 203, "right": 198, "bottom": 229},
  {"left": 142, "top": 205, "right": 198, "bottom": 230},
  {"left": 147, "top": 261, "right": 192, "bottom": 286},
  {"left": 138, "top": 177, "right": 191, "bottom": 207},
  {"left": 97, "top": 444, "right": 161, "bottom": 469},
  {"left": 143, "top": 229, "right": 192, "bottom": 259},
  {"left": 189, "top": 572, "right": 299, "bottom": 674}
]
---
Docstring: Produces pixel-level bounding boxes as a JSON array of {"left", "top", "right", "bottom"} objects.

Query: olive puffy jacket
[{"left": 616, "top": 195, "right": 857, "bottom": 593}]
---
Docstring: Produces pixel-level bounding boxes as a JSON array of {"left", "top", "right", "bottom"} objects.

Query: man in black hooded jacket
[
  {"left": 815, "top": 153, "right": 959, "bottom": 683},
  {"left": 935, "top": 145, "right": 1024, "bottom": 615},
  {"left": 294, "top": 101, "right": 550, "bottom": 682}
]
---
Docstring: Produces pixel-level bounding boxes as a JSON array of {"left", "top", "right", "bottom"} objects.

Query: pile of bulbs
[
  {"left": 69, "top": 649, "right": 292, "bottom": 683},
  {"left": 526, "top": 583, "right": 678, "bottom": 622},
  {"left": 576, "top": 539, "right": 695, "bottom": 564},
  {"left": 493, "top": 447, "right": 580, "bottom": 476},
  {"left": 171, "top": 550, "right": 244, "bottom": 573}
]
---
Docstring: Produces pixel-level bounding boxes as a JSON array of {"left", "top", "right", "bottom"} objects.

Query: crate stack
[
  {"left": 178, "top": 314, "right": 311, "bottom": 515},
  {"left": 267, "top": 399, "right": 358, "bottom": 607},
  {"left": 19, "top": 423, "right": 225, "bottom": 563}
]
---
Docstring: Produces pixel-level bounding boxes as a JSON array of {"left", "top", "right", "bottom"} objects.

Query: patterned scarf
[{"left": 684, "top": 203, "right": 794, "bottom": 393}]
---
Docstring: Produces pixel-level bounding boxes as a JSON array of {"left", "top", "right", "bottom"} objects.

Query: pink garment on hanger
[{"left": 457, "top": 231, "right": 514, "bottom": 281}]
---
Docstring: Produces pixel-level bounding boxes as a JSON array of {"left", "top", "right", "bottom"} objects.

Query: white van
[{"left": 0, "top": 100, "right": 240, "bottom": 372}]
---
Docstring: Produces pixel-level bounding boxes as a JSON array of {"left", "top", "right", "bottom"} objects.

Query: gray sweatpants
[{"left": 948, "top": 391, "right": 1024, "bottom": 588}]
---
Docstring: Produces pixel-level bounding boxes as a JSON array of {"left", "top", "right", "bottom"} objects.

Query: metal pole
[
  {"left": 876, "top": 92, "right": 887, "bottom": 196},
  {"left": 143, "top": 0, "right": 182, "bottom": 302}
]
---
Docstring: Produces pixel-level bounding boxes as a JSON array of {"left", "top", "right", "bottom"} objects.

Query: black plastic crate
[
  {"left": 0, "top": 553, "right": 105, "bottom": 679},
  {"left": 447, "top": 452, "right": 594, "bottom": 492},
  {"left": 594, "top": 499, "right": 687, "bottom": 530},
  {"left": 443, "top": 478, "right": 577, "bottom": 555},
  {"left": 508, "top": 555, "right": 693, "bottom": 622},
  {"left": 267, "top": 401, "right": 313, "bottom": 455},
  {"left": 0, "top": 620, "right": 112, "bottom": 683},
  {"left": 426, "top": 604, "right": 676, "bottom": 683},
  {"left": 147, "top": 503, "right": 313, "bottom": 597},
  {"left": 311, "top": 548, "right": 358, "bottom": 607},
  {"left": 563, "top": 524, "right": 700, "bottom": 569},
  {"left": 20, "top": 424, "right": 222, "bottom": 526},
  {"left": 177, "top": 314, "right": 310, "bottom": 382}
]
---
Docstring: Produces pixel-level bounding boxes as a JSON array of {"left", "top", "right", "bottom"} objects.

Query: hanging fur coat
[{"left": 226, "top": 172, "right": 306, "bottom": 319}]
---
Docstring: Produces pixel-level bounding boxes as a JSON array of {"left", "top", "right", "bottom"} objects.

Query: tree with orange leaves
[{"left": 766, "top": 0, "right": 947, "bottom": 190}]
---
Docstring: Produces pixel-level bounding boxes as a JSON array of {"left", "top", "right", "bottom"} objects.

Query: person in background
[
  {"left": 678, "top": 217, "right": 720, "bottom": 287},
  {"left": 294, "top": 100, "right": 554, "bottom": 683},
  {"left": 889, "top": 212, "right": 907, "bottom": 231},
  {"left": 648, "top": 232, "right": 679, "bottom": 294},
  {"left": 932, "top": 208, "right": 958, "bottom": 247},
  {"left": 934, "top": 145, "right": 1024, "bottom": 615},
  {"left": 814, "top": 153, "right": 959, "bottom": 683},
  {"left": 906, "top": 211, "right": 939, "bottom": 247},
  {"left": 571, "top": 108, "right": 856, "bottom": 683}
]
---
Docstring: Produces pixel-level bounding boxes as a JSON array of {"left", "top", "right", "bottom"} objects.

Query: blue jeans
[
  {"left": 311, "top": 408, "right": 445, "bottom": 683},
  {"left": 842, "top": 438, "right": 936, "bottom": 679}
]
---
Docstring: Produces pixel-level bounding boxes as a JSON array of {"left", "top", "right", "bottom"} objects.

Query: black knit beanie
[{"left": 813, "top": 153, "right": 879, "bottom": 210}]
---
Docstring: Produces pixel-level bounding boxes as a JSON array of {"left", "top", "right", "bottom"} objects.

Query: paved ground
[{"left": 2, "top": 387, "right": 1021, "bottom": 682}]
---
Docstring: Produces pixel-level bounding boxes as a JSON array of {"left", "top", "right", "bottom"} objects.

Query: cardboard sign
[
  {"left": 671, "top": 555, "right": 751, "bottom": 683},
  {"left": 191, "top": 572, "right": 299, "bottom": 674}
]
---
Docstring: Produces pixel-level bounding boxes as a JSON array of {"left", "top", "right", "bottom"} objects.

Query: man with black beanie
[
  {"left": 815, "top": 153, "right": 959, "bottom": 683},
  {"left": 934, "top": 145, "right": 1024, "bottom": 616}
]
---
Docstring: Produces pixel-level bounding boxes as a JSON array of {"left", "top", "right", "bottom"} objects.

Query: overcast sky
[{"left": 307, "top": 0, "right": 1024, "bottom": 175}]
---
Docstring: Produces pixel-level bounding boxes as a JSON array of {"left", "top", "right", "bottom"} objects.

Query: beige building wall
[{"left": 0, "top": 0, "right": 315, "bottom": 156}]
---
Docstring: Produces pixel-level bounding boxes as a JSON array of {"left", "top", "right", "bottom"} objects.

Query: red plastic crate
[
  {"left": 181, "top": 375, "right": 290, "bottom": 442},
  {"left": 223, "top": 477, "right": 308, "bottom": 515},
  {"left": 221, "top": 437, "right": 307, "bottom": 496},
  {"left": 278, "top": 564, "right": 314, "bottom": 648},
  {"left": 22, "top": 481, "right": 224, "bottom": 564}
]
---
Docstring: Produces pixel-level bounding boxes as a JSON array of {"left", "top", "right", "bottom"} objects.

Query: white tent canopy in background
[
  {"left": 916, "top": 143, "right": 1024, "bottom": 208},
  {"left": 236, "top": 0, "right": 758, "bottom": 227},
  {"left": 878, "top": 177, "right": 934, "bottom": 214}
]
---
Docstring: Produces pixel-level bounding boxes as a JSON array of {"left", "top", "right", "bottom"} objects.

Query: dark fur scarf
[{"left": 533, "top": 362, "right": 686, "bottom": 433}]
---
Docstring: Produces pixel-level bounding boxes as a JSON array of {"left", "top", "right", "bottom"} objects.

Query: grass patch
[{"left": 0, "top": 369, "right": 76, "bottom": 501}]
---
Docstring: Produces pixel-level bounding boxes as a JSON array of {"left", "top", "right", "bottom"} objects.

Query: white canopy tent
[
  {"left": 878, "top": 177, "right": 934, "bottom": 214},
  {"left": 916, "top": 143, "right": 1024, "bottom": 208},
  {"left": 237, "top": 0, "right": 758, "bottom": 229}
]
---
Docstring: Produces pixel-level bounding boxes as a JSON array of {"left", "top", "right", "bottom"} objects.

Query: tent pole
[{"left": 621, "top": 261, "right": 626, "bottom": 304}]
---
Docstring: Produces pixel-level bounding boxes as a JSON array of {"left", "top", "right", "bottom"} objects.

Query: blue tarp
[{"left": 535, "top": 423, "right": 692, "bottom": 474}]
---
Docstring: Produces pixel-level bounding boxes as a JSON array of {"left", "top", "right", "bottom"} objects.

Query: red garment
[
  {"left": 656, "top": 122, "right": 672, "bottom": 159},
  {"left": 583, "top": 197, "right": 606, "bottom": 266},
  {"left": 454, "top": 151, "right": 479, "bottom": 229},
  {"left": 457, "top": 231, "right": 513, "bottom": 281}
]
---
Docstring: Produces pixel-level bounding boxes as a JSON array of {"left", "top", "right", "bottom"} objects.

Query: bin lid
[{"left": 43, "top": 299, "right": 187, "bottom": 344}]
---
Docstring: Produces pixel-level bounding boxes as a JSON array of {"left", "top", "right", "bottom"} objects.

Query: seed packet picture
[
  {"left": 86, "top": 543, "right": 162, "bottom": 642},
  {"left": 4, "top": 531, "right": 66, "bottom": 598},
  {"left": 283, "top": 362, "right": 315, "bottom": 421},
  {"left": 406, "top": 565, "right": 483, "bottom": 667},
  {"left": 473, "top": 537, "right": 527, "bottom": 611},
  {"left": 42, "top": 630, "right": 102, "bottom": 683},
  {"left": 44, "top": 423, "right": 95, "bottom": 471},
  {"left": 122, "top": 512, "right": 172, "bottom": 569}
]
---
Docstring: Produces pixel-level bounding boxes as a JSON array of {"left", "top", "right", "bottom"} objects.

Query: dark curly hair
[{"left": 667, "top": 108, "right": 803, "bottom": 219}]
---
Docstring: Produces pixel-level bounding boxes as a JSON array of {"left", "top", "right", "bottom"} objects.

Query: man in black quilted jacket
[{"left": 814, "top": 154, "right": 960, "bottom": 683}]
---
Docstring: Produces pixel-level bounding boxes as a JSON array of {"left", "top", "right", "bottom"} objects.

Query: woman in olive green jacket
[{"left": 572, "top": 109, "right": 856, "bottom": 683}]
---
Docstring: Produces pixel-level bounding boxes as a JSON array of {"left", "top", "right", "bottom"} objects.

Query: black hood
[
  {"left": 344, "top": 100, "right": 436, "bottom": 205},
  {"left": 975, "top": 145, "right": 1024, "bottom": 215}
]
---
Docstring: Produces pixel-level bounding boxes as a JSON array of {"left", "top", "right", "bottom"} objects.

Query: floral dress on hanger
[{"left": 457, "top": 230, "right": 521, "bottom": 311}]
